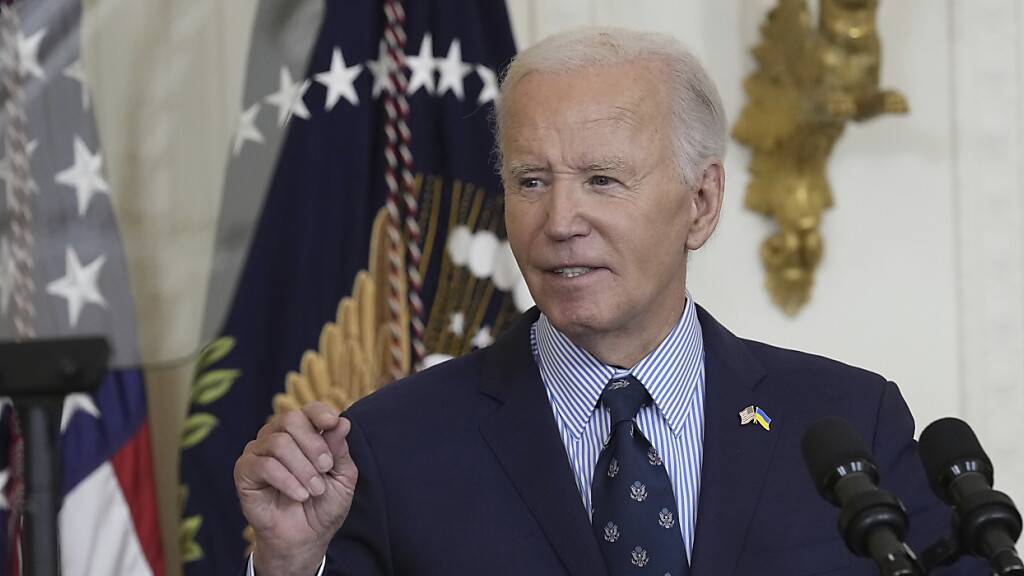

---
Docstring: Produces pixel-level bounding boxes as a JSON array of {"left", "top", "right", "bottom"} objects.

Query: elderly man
[{"left": 234, "top": 27, "right": 985, "bottom": 575}]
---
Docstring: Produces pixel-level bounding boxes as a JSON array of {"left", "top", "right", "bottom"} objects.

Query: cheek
[
  {"left": 504, "top": 203, "right": 537, "bottom": 262},
  {"left": 626, "top": 208, "right": 689, "bottom": 274},
  {"left": 648, "top": 196, "right": 691, "bottom": 243}
]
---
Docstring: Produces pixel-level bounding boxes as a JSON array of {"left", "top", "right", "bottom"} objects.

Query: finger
[
  {"left": 323, "top": 417, "right": 354, "bottom": 474},
  {"left": 255, "top": 411, "right": 292, "bottom": 441},
  {"left": 236, "top": 453, "right": 310, "bottom": 502},
  {"left": 254, "top": 402, "right": 335, "bottom": 442},
  {"left": 279, "top": 409, "right": 336, "bottom": 473},
  {"left": 302, "top": 401, "right": 343, "bottom": 432},
  {"left": 254, "top": 409, "right": 335, "bottom": 474},
  {"left": 253, "top": 432, "right": 328, "bottom": 497}
]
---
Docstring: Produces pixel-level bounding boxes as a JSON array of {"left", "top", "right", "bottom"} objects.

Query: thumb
[{"left": 323, "top": 417, "right": 355, "bottom": 476}]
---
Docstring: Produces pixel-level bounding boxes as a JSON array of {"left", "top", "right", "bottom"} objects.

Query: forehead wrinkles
[
  {"left": 504, "top": 118, "right": 642, "bottom": 176},
  {"left": 501, "top": 66, "right": 665, "bottom": 167}
]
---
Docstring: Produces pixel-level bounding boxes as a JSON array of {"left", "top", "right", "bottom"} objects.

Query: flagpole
[{"left": 15, "top": 400, "right": 60, "bottom": 576}]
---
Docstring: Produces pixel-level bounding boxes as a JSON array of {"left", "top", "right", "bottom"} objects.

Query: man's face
[{"left": 501, "top": 60, "right": 720, "bottom": 351}]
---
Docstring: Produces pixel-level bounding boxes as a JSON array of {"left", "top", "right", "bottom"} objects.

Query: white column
[{"left": 951, "top": 0, "right": 1024, "bottom": 500}]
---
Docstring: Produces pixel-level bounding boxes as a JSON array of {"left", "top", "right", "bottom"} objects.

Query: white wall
[{"left": 506, "top": 0, "right": 1024, "bottom": 495}]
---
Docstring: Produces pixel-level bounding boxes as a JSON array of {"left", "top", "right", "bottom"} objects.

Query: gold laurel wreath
[{"left": 273, "top": 208, "right": 410, "bottom": 415}]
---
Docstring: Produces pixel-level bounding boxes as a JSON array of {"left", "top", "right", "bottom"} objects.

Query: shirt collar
[{"left": 534, "top": 294, "right": 705, "bottom": 439}]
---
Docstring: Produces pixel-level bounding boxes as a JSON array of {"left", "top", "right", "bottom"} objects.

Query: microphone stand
[
  {"left": 0, "top": 337, "right": 110, "bottom": 576},
  {"left": 920, "top": 534, "right": 1024, "bottom": 575},
  {"left": 836, "top": 487, "right": 925, "bottom": 575}
]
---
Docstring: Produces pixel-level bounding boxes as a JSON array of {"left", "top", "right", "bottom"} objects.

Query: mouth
[{"left": 549, "top": 266, "right": 598, "bottom": 279}]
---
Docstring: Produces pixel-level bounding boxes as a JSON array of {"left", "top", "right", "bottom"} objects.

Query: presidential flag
[
  {"left": 179, "top": 0, "right": 526, "bottom": 572},
  {"left": 0, "top": 0, "right": 163, "bottom": 574}
]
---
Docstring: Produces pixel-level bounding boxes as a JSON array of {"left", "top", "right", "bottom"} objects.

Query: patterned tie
[{"left": 591, "top": 375, "right": 689, "bottom": 575}]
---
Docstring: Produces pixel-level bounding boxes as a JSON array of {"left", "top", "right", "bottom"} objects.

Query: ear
[{"left": 685, "top": 161, "right": 725, "bottom": 251}]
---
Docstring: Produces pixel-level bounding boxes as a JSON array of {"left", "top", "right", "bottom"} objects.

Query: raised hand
[{"left": 234, "top": 402, "right": 358, "bottom": 576}]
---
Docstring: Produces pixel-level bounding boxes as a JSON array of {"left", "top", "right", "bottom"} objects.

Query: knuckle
[
  {"left": 305, "top": 400, "right": 327, "bottom": 412},
  {"left": 302, "top": 402, "right": 332, "bottom": 425},
  {"left": 266, "top": 432, "right": 293, "bottom": 453},
  {"left": 308, "top": 434, "right": 329, "bottom": 453},
  {"left": 280, "top": 409, "right": 306, "bottom": 429}
]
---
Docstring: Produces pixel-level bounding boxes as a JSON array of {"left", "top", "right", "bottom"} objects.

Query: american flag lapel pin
[{"left": 739, "top": 405, "right": 772, "bottom": 431}]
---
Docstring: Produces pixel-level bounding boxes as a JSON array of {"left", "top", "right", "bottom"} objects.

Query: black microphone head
[
  {"left": 919, "top": 417, "right": 994, "bottom": 502},
  {"left": 801, "top": 417, "right": 876, "bottom": 503}
]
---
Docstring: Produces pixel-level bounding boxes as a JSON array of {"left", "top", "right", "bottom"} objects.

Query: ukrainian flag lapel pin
[{"left": 739, "top": 405, "right": 772, "bottom": 431}]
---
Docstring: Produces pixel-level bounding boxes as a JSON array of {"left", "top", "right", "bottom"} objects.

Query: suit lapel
[
  {"left": 478, "top": 309, "right": 609, "bottom": 576},
  {"left": 690, "top": 306, "right": 780, "bottom": 576}
]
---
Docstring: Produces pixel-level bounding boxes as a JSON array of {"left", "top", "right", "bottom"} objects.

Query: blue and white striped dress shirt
[{"left": 532, "top": 294, "right": 705, "bottom": 558}]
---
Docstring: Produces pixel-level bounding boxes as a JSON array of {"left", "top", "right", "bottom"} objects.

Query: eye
[
  {"left": 519, "top": 177, "right": 543, "bottom": 189},
  {"left": 589, "top": 175, "right": 617, "bottom": 187}
]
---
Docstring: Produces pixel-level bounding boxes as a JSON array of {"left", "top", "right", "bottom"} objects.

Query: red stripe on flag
[{"left": 110, "top": 420, "right": 165, "bottom": 576}]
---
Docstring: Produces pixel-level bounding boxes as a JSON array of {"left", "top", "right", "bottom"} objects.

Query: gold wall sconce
[{"left": 733, "top": 0, "right": 908, "bottom": 315}]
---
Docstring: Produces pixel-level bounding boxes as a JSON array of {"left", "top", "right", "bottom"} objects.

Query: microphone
[
  {"left": 919, "top": 418, "right": 1024, "bottom": 574},
  {"left": 802, "top": 417, "right": 922, "bottom": 575}
]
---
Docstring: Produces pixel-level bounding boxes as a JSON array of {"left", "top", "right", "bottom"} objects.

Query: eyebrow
[
  {"left": 575, "top": 157, "right": 629, "bottom": 173},
  {"left": 505, "top": 157, "right": 631, "bottom": 178},
  {"left": 506, "top": 163, "right": 548, "bottom": 179}
]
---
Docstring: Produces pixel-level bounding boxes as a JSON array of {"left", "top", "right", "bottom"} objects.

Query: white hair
[{"left": 494, "top": 26, "right": 727, "bottom": 188}]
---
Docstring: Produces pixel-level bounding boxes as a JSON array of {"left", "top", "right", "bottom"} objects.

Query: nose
[{"left": 543, "top": 180, "right": 590, "bottom": 241}]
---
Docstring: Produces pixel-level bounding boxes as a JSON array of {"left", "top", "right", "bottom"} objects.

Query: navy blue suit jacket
[{"left": 322, "top": 307, "right": 986, "bottom": 575}]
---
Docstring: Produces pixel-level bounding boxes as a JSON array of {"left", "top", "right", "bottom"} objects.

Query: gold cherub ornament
[{"left": 733, "top": 0, "right": 908, "bottom": 314}]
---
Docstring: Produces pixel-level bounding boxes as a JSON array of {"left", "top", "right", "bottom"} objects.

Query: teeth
[{"left": 555, "top": 267, "right": 592, "bottom": 278}]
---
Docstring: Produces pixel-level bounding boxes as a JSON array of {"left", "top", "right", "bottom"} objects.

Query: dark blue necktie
[{"left": 591, "top": 375, "right": 689, "bottom": 575}]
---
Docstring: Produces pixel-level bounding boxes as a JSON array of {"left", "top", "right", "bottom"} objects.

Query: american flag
[
  {"left": 739, "top": 405, "right": 757, "bottom": 425},
  {"left": 0, "top": 0, "right": 163, "bottom": 574}
]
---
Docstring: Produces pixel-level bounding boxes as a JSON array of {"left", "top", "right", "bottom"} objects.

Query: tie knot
[{"left": 600, "top": 375, "right": 650, "bottom": 425}]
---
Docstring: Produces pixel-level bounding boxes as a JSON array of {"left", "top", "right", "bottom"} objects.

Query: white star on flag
[
  {"left": 0, "top": 467, "right": 8, "bottom": 511},
  {"left": 437, "top": 39, "right": 472, "bottom": 100},
  {"left": 63, "top": 59, "right": 90, "bottom": 110},
  {"left": 1, "top": 138, "right": 40, "bottom": 205},
  {"left": 54, "top": 136, "right": 110, "bottom": 217},
  {"left": 406, "top": 33, "right": 437, "bottom": 96},
  {"left": 472, "top": 325, "right": 494, "bottom": 349},
  {"left": 264, "top": 66, "right": 311, "bottom": 126},
  {"left": 476, "top": 65, "right": 499, "bottom": 105},
  {"left": 46, "top": 246, "right": 107, "bottom": 328},
  {"left": 0, "top": 236, "right": 14, "bottom": 317},
  {"left": 367, "top": 40, "right": 396, "bottom": 98},
  {"left": 448, "top": 311, "right": 465, "bottom": 336},
  {"left": 315, "top": 47, "right": 363, "bottom": 111},
  {"left": 233, "top": 103, "right": 265, "bottom": 156},
  {"left": 17, "top": 28, "right": 46, "bottom": 80},
  {"left": 61, "top": 392, "right": 101, "bottom": 432}
]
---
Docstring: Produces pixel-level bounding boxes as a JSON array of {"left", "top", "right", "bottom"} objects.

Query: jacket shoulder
[
  {"left": 744, "top": 338, "right": 888, "bottom": 386},
  {"left": 739, "top": 338, "right": 893, "bottom": 415}
]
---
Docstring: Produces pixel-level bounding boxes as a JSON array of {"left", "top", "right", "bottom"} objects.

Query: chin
[{"left": 540, "top": 297, "right": 613, "bottom": 338}]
